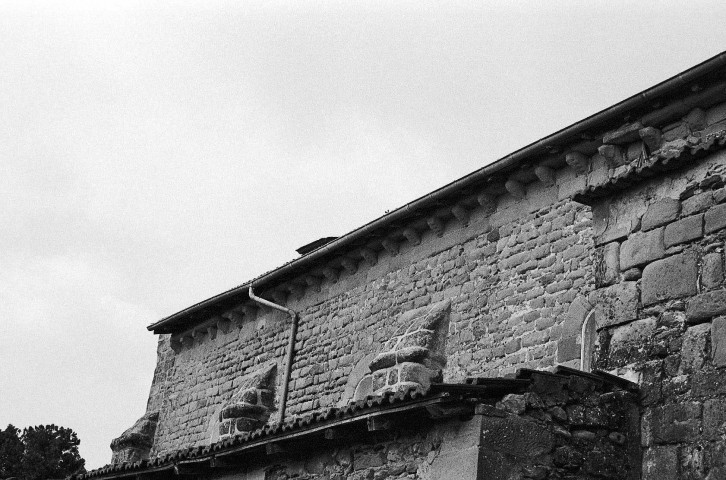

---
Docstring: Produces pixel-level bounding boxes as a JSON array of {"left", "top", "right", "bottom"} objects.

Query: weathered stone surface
[
  {"left": 704, "top": 398, "right": 726, "bottom": 439},
  {"left": 620, "top": 228, "right": 665, "bottom": 270},
  {"left": 686, "top": 290, "right": 726, "bottom": 322},
  {"left": 219, "top": 362, "right": 276, "bottom": 437},
  {"left": 593, "top": 199, "right": 630, "bottom": 246},
  {"left": 111, "top": 412, "right": 159, "bottom": 464},
  {"left": 663, "top": 214, "right": 703, "bottom": 248},
  {"left": 641, "top": 252, "right": 698, "bottom": 305},
  {"left": 591, "top": 282, "right": 639, "bottom": 328},
  {"left": 132, "top": 166, "right": 597, "bottom": 460},
  {"left": 682, "top": 191, "right": 714, "bottom": 216},
  {"left": 562, "top": 296, "right": 594, "bottom": 338},
  {"left": 480, "top": 414, "right": 554, "bottom": 460},
  {"left": 610, "top": 317, "right": 656, "bottom": 349},
  {"left": 702, "top": 253, "right": 724, "bottom": 290},
  {"left": 643, "top": 446, "right": 678, "bottom": 480},
  {"left": 641, "top": 198, "right": 680, "bottom": 231},
  {"left": 603, "top": 122, "right": 643, "bottom": 144},
  {"left": 679, "top": 323, "right": 710, "bottom": 374},
  {"left": 712, "top": 316, "right": 726, "bottom": 367},
  {"left": 683, "top": 107, "right": 707, "bottom": 130},
  {"left": 557, "top": 335, "right": 580, "bottom": 363},
  {"left": 650, "top": 402, "right": 701, "bottom": 444},
  {"left": 368, "top": 347, "right": 429, "bottom": 370},
  {"left": 705, "top": 202, "right": 726, "bottom": 233},
  {"left": 496, "top": 394, "right": 527, "bottom": 415},
  {"left": 596, "top": 242, "right": 620, "bottom": 287},
  {"left": 623, "top": 268, "right": 641, "bottom": 280}
]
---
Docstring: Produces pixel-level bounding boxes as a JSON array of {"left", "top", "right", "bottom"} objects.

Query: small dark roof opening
[{"left": 296, "top": 236, "right": 338, "bottom": 255}]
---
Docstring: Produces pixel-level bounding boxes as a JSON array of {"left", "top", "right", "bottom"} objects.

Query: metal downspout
[{"left": 248, "top": 285, "right": 298, "bottom": 423}]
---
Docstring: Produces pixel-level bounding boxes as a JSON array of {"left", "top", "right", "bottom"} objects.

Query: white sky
[{"left": 2, "top": 0, "right": 725, "bottom": 469}]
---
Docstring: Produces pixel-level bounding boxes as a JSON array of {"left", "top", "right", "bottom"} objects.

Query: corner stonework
[
  {"left": 218, "top": 362, "right": 277, "bottom": 440},
  {"left": 110, "top": 412, "right": 159, "bottom": 464},
  {"left": 367, "top": 299, "right": 451, "bottom": 395}
]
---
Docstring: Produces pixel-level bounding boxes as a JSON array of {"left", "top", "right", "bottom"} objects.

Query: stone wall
[
  {"left": 590, "top": 150, "right": 726, "bottom": 479},
  {"left": 194, "top": 369, "right": 639, "bottom": 480},
  {"left": 206, "top": 416, "right": 483, "bottom": 480},
  {"left": 146, "top": 172, "right": 594, "bottom": 457}
]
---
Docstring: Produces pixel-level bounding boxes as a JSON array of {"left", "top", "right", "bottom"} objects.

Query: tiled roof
[
  {"left": 574, "top": 127, "right": 726, "bottom": 203},
  {"left": 79, "top": 367, "right": 635, "bottom": 480}
]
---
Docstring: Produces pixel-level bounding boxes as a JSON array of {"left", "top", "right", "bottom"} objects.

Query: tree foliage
[
  {"left": 0, "top": 425, "right": 24, "bottom": 479},
  {"left": 0, "top": 424, "right": 85, "bottom": 480}
]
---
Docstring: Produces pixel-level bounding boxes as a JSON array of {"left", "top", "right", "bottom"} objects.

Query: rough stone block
[
  {"left": 591, "top": 282, "right": 639, "bottom": 328},
  {"left": 610, "top": 317, "right": 656, "bottom": 348},
  {"left": 557, "top": 336, "right": 579, "bottom": 363},
  {"left": 111, "top": 412, "right": 159, "bottom": 464},
  {"left": 682, "top": 191, "right": 714, "bottom": 216},
  {"left": 505, "top": 338, "right": 521, "bottom": 354},
  {"left": 679, "top": 323, "right": 710, "bottom": 374},
  {"left": 620, "top": 228, "right": 665, "bottom": 270},
  {"left": 686, "top": 290, "right": 726, "bottom": 322},
  {"left": 557, "top": 173, "right": 587, "bottom": 201},
  {"left": 715, "top": 189, "right": 726, "bottom": 207},
  {"left": 596, "top": 242, "right": 620, "bottom": 287},
  {"left": 702, "top": 253, "right": 724, "bottom": 290},
  {"left": 705, "top": 203, "right": 726, "bottom": 233},
  {"left": 663, "top": 214, "right": 704, "bottom": 248},
  {"left": 663, "top": 122, "right": 689, "bottom": 141},
  {"left": 496, "top": 394, "right": 526, "bottom": 415},
  {"left": 706, "top": 101, "right": 726, "bottom": 125},
  {"left": 641, "top": 252, "right": 698, "bottom": 305},
  {"left": 650, "top": 402, "right": 701, "bottom": 444},
  {"left": 480, "top": 414, "right": 554, "bottom": 462},
  {"left": 592, "top": 199, "right": 631, "bottom": 246},
  {"left": 643, "top": 446, "right": 678, "bottom": 480},
  {"left": 704, "top": 398, "right": 726, "bottom": 439},
  {"left": 712, "top": 316, "right": 726, "bottom": 368},
  {"left": 641, "top": 198, "right": 680, "bottom": 231}
]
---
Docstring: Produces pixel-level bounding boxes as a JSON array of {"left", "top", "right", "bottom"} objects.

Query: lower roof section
[{"left": 79, "top": 366, "right": 636, "bottom": 480}]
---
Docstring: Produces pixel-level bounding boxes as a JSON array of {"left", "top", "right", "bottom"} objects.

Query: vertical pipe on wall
[
  {"left": 248, "top": 285, "right": 299, "bottom": 423},
  {"left": 580, "top": 309, "right": 597, "bottom": 372}
]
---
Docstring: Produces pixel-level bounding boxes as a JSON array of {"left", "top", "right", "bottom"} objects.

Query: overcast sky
[{"left": 2, "top": 0, "right": 726, "bottom": 469}]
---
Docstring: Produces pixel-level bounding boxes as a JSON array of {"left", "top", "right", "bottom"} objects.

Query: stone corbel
[
  {"left": 304, "top": 275, "right": 322, "bottom": 293},
  {"left": 565, "top": 151, "right": 590, "bottom": 174},
  {"left": 427, "top": 216, "right": 445, "bottom": 237},
  {"left": 360, "top": 248, "right": 378, "bottom": 267},
  {"left": 402, "top": 228, "right": 421, "bottom": 246},
  {"left": 639, "top": 127, "right": 662, "bottom": 153},
  {"left": 505, "top": 179, "right": 526, "bottom": 199},
  {"left": 451, "top": 204, "right": 470, "bottom": 226},
  {"left": 534, "top": 166, "right": 556, "bottom": 187},
  {"left": 322, "top": 267, "right": 339, "bottom": 283},
  {"left": 598, "top": 144, "right": 623, "bottom": 167},
  {"left": 217, "top": 315, "right": 233, "bottom": 334},
  {"left": 170, "top": 336, "right": 183, "bottom": 353},
  {"left": 381, "top": 238, "right": 399, "bottom": 256},
  {"left": 477, "top": 192, "right": 497, "bottom": 215},
  {"left": 206, "top": 324, "right": 218, "bottom": 340},
  {"left": 340, "top": 257, "right": 358, "bottom": 275},
  {"left": 191, "top": 328, "right": 206, "bottom": 345}
]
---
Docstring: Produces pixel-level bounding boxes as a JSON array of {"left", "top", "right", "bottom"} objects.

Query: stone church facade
[{"left": 78, "top": 52, "right": 726, "bottom": 480}]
